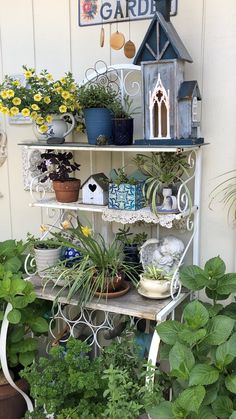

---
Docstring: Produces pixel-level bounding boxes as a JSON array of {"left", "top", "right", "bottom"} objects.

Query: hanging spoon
[{"left": 110, "top": 21, "right": 125, "bottom": 50}]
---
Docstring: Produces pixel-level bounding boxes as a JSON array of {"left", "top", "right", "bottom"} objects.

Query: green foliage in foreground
[
  {"left": 150, "top": 256, "right": 236, "bottom": 419},
  {"left": 22, "top": 334, "right": 164, "bottom": 419}
]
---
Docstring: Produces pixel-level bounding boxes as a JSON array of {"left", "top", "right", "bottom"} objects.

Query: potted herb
[
  {"left": 26, "top": 234, "right": 61, "bottom": 278},
  {"left": 0, "top": 239, "right": 49, "bottom": 419},
  {"left": 108, "top": 168, "right": 145, "bottom": 211},
  {"left": 133, "top": 152, "right": 191, "bottom": 214},
  {"left": 109, "top": 94, "right": 140, "bottom": 146},
  {"left": 151, "top": 256, "right": 236, "bottom": 418},
  {"left": 77, "top": 84, "right": 118, "bottom": 144},
  {"left": 138, "top": 265, "right": 172, "bottom": 299},
  {"left": 37, "top": 150, "right": 81, "bottom": 203}
]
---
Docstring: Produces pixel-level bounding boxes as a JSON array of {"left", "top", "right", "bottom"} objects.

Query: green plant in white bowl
[{"left": 139, "top": 265, "right": 172, "bottom": 299}]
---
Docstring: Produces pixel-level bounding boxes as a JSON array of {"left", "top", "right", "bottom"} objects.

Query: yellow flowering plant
[{"left": 0, "top": 65, "right": 84, "bottom": 133}]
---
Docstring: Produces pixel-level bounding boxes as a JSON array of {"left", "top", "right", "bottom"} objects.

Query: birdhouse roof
[
  {"left": 178, "top": 81, "right": 202, "bottom": 100},
  {"left": 133, "top": 12, "right": 192, "bottom": 65},
  {"left": 81, "top": 173, "right": 109, "bottom": 191}
]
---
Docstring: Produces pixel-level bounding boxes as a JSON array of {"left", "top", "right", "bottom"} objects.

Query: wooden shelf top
[{"left": 30, "top": 276, "right": 189, "bottom": 321}]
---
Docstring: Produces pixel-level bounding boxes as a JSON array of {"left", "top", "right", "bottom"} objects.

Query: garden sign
[{"left": 79, "top": 0, "right": 178, "bottom": 26}]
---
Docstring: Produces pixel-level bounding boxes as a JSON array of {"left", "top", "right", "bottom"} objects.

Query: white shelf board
[
  {"left": 30, "top": 198, "right": 106, "bottom": 212},
  {"left": 19, "top": 141, "right": 204, "bottom": 153}
]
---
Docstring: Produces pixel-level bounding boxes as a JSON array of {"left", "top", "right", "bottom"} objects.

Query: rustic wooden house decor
[
  {"left": 81, "top": 173, "right": 109, "bottom": 205},
  {"left": 134, "top": 0, "right": 203, "bottom": 146}
]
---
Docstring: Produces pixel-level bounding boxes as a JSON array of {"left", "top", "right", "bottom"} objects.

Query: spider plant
[
  {"left": 133, "top": 152, "right": 191, "bottom": 214},
  {"left": 45, "top": 226, "right": 138, "bottom": 305},
  {"left": 209, "top": 169, "right": 236, "bottom": 221}
]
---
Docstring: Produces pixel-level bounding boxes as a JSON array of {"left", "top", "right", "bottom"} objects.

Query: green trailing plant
[
  {"left": 0, "top": 239, "right": 26, "bottom": 273},
  {"left": 109, "top": 94, "right": 140, "bottom": 119},
  {"left": 209, "top": 169, "right": 236, "bottom": 221},
  {"left": 110, "top": 167, "right": 141, "bottom": 186},
  {"left": 150, "top": 256, "right": 236, "bottom": 418},
  {"left": 26, "top": 233, "right": 61, "bottom": 250},
  {"left": 21, "top": 333, "right": 164, "bottom": 418},
  {"left": 78, "top": 84, "right": 118, "bottom": 110},
  {"left": 116, "top": 226, "right": 147, "bottom": 248},
  {"left": 133, "top": 152, "right": 191, "bottom": 214}
]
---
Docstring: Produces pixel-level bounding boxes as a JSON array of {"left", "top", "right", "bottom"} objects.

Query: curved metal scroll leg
[{"left": 0, "top": 303, "right": 34, "bottom": 412}]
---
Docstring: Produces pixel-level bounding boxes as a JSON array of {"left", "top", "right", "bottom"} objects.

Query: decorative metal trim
[{"left": 22, "top": 147, "right": 53, "bottom": 192}]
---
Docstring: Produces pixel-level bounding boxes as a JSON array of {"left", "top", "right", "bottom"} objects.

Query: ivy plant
[{"left": 150, "top": 256, "right": 236, "bottom": 419}]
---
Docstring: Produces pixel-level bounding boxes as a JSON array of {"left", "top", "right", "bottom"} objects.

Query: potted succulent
[
  {"left": 133, "top": 152, "right": 191, "bottom": 214},
  {"left": 37, "top": 150, "right": 81, "bottom": 203},
  {"left": 108, "top": 168, "right": 145, "bottom": 211},
  {"left": 110, "top": 94, "right": 140, "bottom": 146},
  {"left": 77, "top": 83, "right": 118, "bottom": 144},
  {"left": 0, "top": 239, "right": 49, "bottom": 419},
  {"left": 138, "top": 265, "right": 172, "bottom": 299},
  {"left": 0, "top": 65, "right": 84, "bottom": 142},
  {"left": 47, "top": 223, "right": 138, "bottom": 303},
  {"left": 26, "top": 234, "right": 61, "bottom": 278}
]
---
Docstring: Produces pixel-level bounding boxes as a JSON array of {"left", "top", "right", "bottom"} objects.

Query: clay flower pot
[{"left": 53, "top": 178, "right": 81, "bottom": 203}]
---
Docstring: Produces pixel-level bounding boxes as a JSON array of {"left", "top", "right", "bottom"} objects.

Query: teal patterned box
[{"left": 108, "top": 183, "right": 144, "bottom": 211}]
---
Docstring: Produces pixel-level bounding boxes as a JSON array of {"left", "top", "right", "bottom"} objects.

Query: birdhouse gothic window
[
  {"left": 149, "top": 74, "right": 170, "bottom": 139},
  {"left": 192, "top": 96, "right": 198, "bottom": 122}
]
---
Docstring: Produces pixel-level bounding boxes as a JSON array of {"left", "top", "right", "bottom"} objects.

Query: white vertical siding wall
[{"left": 0, "top": 0, "right": 235, "bottom": 269}]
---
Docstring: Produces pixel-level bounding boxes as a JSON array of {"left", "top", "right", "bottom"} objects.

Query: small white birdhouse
[{"left": 81, "top": 173, "right": 109, "bottom": 206}]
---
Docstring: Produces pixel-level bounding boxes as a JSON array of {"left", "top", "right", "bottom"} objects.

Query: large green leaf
[
  {"left": 212, "top": 396, "right": 233, "bottom": 418},
  {"left": 228, "top": 333, "right": 236, "bottom": 356},
  {"left": 229, "top": 412, "right": 236, "bottom": 419},
  {"left": 204, "top": 256, "right": 226, "bottom": 279},
  {"left": 183, "top": 300, "right": 209, "bottom": 330},
  {"left": 7, "top": 308, "right": 21, "bottom": 324},
  {"left": 203, "top": 303, "right": 223, "bottom": 318},
  {"left": 215, "top": 342, "right": 234, "bottom": 368},
  {"left": 179, "top": 328, "right": 206, "bottom": 346},
  {"left": 29, "top": 317, "right": 49, "bottom": 333},
  {"left": 169, "top": 342, "right": 195, "bottom": 379},
  {"left": 190, "top": 406, "right": 217, "bottom": 419},
  {"left": 0, "top": 277, "right": 11, "bottom": 297},
  {"left": 204, "top": 315, "right": 235, "bottom": 345},
  {"left": 225, "top": 374, "right": 236, "bottom": 394},
  {"left": 0, "top": 239, "right": 16, "bottom": 257},
  {"left": 13, "top": 337, "right": 38, "bottom": 353},
  {"left": 4, "top": 256, "right": 22, "bottom": 273},
  {"left": 179, "top": 265, "right": 208, "bottom": 291},
  {"left": 156, "top": 320, "right": 183, "bottom": 345},
  {"left": 19, "top": 350, "right": 36, "bottom": 367},
  {"left": 221, "top": 303, "right": 236, "bottom": 320},
  {"left": 8, "top": 326, "right": 25, "bottom": 343},
  {"left": 176, "top": 385, "right": 205, "bottom": 413},
  {"left": 10, "top": 277, "right": 27, "bottom": 295},
  {"left": 202, "top": 382, "right": 219, "bottom": 406},
  {"left": 148, "top": 401, "right": 173, "bottom": 419},
  {"left": 189, "top": 364, "right": 219, "bottom": 386},
  {"left": 216, "top": 273, "right": 236, "bottom": 295}
]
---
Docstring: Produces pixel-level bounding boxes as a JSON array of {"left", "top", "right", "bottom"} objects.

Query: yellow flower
[
  {"left": 2, "top": 107, "right": 9, "bottom": 115},
  {"left": 59, "top": 105, "right": 67, "bottom": 113},
  {"left": 0, "top": 91, "right": 8, "bottom": 99},
  {"left": 31, "top": 111, "right": 38, "bottom": 120},
  {"left": 12, "top": 97, "right": 21, "bottom": 105},
  {"left": 46, "top": 115, "right": 52, "bottom": 123},
  {"left": 55, "top": 87, "right": 63, "bottom": 94},
  {"left": 36, "top": 116, "right": 44, "bottom": 125},
  {"left": 60, "top": 77, "right": 66, "bottom": 85},
  {"left": 0, "top": 104, "right": 3, "bottom": 112},
  {"left": 21, "top": 108, "right": 30, "bottom": 117},
  {"left": 38, "top": 124, "right": 48, "bottom": 133},
  {"left": 53, "top": 82, "right": 59, "bottom": 88},
  {"left": 40, "top": 224, "right": 48, "bottom": 233},
  {"left": 70, "top": 84, "right": 76, "bottom": 92},
  {"left": 13, "top": 80, "right": 20, "bottom": 86},
  {"left": 46, "top": 74, "right": 53, "bottom": 81},
  {"left": 7, "top": 90, "right": 15, "bottom": 98},
  {"left": 31, "top": 103, "right": 40, "bottom": 111},
  {"left": 24, "top": 70, "right": 33, "bottom": 78},
  {"left": 81, "top": 226, "right": 92, "bottom": 237},
  {"left": 10, "top": 106, "right": 19, "bottom": 116},
  {"left": 34, "top": 93, "right": 42, "bottom": 102},
  {"left": 61, "top": 91, "right": 70, "bottom": 100},
  {"left": 44, "top": 96, "right": 51, "bottom": 104},
  {"left": 61, "top": 220, "right": 70, "bottom": 230}
]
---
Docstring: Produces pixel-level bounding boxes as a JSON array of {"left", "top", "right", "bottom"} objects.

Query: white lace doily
[{"left": 102, "top": 207, "right": 179, "bottom": 228}]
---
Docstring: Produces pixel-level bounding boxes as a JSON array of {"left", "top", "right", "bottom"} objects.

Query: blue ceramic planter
[
  {"left": 108, "top": 183, "right": 144, "bottom": 211},
  {"left": 84, "top": 108, "right": 113, "bottom": 144}
]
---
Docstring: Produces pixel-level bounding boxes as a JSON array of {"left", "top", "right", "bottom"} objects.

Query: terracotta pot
[
  {"left": 53, "top": 178, "right": 81, "bottom": 203},
  {"left": 96, "top": 273, "right": 125, "bottom": 293},
  {"left": 0, "top": 378, "right": 29, "bottom": 419}
]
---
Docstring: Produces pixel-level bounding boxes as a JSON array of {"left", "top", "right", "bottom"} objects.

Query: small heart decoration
[{"left": 89, "top": 184, "right": 97, "bottom": 192}]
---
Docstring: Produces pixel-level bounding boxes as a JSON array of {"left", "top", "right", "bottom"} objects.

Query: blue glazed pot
[
  {"left": 84, "top": 108, "right": 113, "bottom": 144},
  {"left": 62, "top": 247, "right": 81, "bottom": 267}
]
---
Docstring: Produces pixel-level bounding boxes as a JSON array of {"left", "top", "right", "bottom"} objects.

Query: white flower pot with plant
[{"left": 138, "top": 266, "right": 172, "bottom": 299}]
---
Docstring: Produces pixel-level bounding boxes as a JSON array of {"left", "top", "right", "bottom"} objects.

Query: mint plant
[{"left": 150, "top": 256, "right": 236, "bottom": 419}]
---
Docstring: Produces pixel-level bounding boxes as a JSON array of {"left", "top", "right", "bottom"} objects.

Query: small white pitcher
[
  {"left": 33, "top": 113, "right": 75, "bottom": 140},
  {"left": 162, "top": 187, "right": 177, "bottom": 211}
]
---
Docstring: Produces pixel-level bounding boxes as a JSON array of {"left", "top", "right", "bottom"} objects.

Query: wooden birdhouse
[
  {"left": 81, "top": 173, "right": 109, "bottom": 206},
  {"left": 134, "top": 0, "right": 203, "bottom": 145}
]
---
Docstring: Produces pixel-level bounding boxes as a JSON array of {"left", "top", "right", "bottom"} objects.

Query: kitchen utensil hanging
[
  {"left": 124, "top": 5, "right": 136, "bottom": 58},
  {"left": 110, "top": 21, "right": 125, "bottom": 50}
]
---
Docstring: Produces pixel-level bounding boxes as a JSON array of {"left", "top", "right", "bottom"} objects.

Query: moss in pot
[{"left": 37, "top": 150, "right": 81, "bottom": 203}]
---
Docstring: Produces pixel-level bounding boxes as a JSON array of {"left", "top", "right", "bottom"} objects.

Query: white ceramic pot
[
  {"left": 34, "top": 247, "right": 61, "bottom": 277},
  {"left": 33, "top": 113, "right": 75, "bottom": 140},
  {"left": 138, "top": 274, "right": 171, "bottom": 299}
]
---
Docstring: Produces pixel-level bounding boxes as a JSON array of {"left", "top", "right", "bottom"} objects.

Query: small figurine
[{"left": 96, "top": 135, "right": 107, "bottom": 145}]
